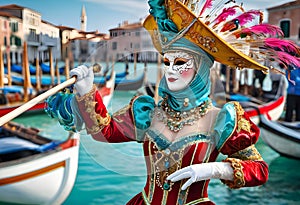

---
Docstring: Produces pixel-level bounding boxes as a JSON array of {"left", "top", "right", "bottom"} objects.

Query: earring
[{"left": 183, "top": 98, "right": 189, "bottom": 107}]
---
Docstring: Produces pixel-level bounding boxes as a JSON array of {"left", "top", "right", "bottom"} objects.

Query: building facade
[
  {"left": 106, "top": 20, "right": 158, "bottom": 63},
  {"left": 0, "top": 3, "right": 158, "bottom": 70},
  {"left": 267, "top": 0, "right": 300, "bottom": 45},
  {"left": 0, "top": 4, "right": 61, "bottom": 64}
]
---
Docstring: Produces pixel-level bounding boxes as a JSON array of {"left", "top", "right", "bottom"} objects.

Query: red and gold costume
[{"left": 75, "top": 85, "right": 268, "bottom": 205}]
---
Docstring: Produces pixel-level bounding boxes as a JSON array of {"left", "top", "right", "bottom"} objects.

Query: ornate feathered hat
[{"left": 143, "top": 0, "right": 300, "bottom": 74}]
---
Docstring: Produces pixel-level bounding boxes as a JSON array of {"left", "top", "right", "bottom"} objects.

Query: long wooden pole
[
  {"left": 0, "top": 77, "right": 76, "bottom": 126},
  {"left": 55, "top": 59, "right": 61, "bottom": 84},
  {"left": 133, "top": 51, "right": 137, "bottom": 76},
  {"left": 23, "top": 42, "right": 32, "bottom": 102},
  {"left": 35, "top": 48, "right": 41, "bottom": 91},
  {"left": 6, "top": 48, "right": 12, "bottom": 86},
  {"left": 49, "top": 47, "right": 54, "bottom": 86},
  {"left": 0, "top": 46, "right": 4, "bottom": 88},
  {"left": 0, "top": 64, "right": 101, "bottom": 126}
]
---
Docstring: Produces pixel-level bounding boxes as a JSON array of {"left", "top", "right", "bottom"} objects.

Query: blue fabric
[
  {"left": 132, "top": 96, "right": 155, "bottom": 130},
  {"left": 148, "top": 0, "right": 178, "bottom": 33},
  {"left": 213, "top": 102, "right": 236, "bottom": 151},
  {"left": 147, "top": 129, "right": 209, "bottom": 151},
  {"left": 45, "top": 91, "right": 76, "bottom": 132},
  {"left": 148, "top": 0, "right": 215, "bottom": 112},
  {"left": 287, "top": 69, "right": 300, "bottom": 96},
  {"left": 158, "top": 56, "right": 212, "bottom": 111}
]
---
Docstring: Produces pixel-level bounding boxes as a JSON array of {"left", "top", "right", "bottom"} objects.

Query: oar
[{"left": 0, "top": 64, "right": 101, "bottom": 126}]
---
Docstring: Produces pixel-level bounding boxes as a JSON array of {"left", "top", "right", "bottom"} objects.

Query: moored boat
[
  {"left": 0, "top": 121, "right": 80, "bottom": 204},
  {"left": 114, "top": 68, "right": 146, "bottom": 91},
  {"left": 232, "top": 94, "right": 286, "bottom": 125},
  {"left": 0, "top": 86, "right": 45, "bottom": 116},
  {"left": 259, "top": 114, "right": 300, "bottom": 159}
]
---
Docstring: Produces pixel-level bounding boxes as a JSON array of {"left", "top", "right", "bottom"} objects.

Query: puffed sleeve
[
  {"left": 76, "top": 85, "right": 155, "bottom": 142},
  {"left": 213, "top": 101, "right": 269, "bottom": 189}
]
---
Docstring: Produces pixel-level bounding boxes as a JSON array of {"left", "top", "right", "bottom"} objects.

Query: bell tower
[{"left": 80, "top": 5, "right": 87, "bottom": 31}]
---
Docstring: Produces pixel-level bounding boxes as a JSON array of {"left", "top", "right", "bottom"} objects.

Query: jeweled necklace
[{"left": 156, "top": 97, "right": 212, "bottom": 132}]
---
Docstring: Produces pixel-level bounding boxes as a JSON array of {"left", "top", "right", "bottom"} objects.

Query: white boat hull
[
  {"left": 0, "top": 133, "right": 80, "bottom": 205},
  {"left": 261, "top": 127, "right": 300, "bottom": 159},
  {"left": 259, "top": 115, "right": 300, "bottom": 159},
  {"left": 245, "top": 96, "right": 286, "bottom": 125}
]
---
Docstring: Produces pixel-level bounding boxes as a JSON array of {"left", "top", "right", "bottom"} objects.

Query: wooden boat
[
  {"left": 10, "top": 64, "right": 36, "bottom": 75},
  {"left": 0, "top": 86, "right": 45, "bottom": 116},
  {"left": 8, "top": 73, "right": 67, "bottom": 87},
  {"left": 259, "top": 114, "right": 300, "bottom": 159},
  {"left": 0, "top": 121, "right": 80, "bottom": 204},
  {"left": 230, "top": 94, "right": 286, "bottom": 125},
  {"left": 114, "top": 68, "right": 145, "bottom": 91}
]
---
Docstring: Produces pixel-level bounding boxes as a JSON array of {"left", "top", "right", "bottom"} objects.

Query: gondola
[
  {"left": 114, "top": 68, "right": 145, "bottom": 91},
  {"left": 0, "top": 85, "right": 45, "bottom": 116},
  {"left": 259, "top": 114, "right": 300, "bottom": 159},
  {"left": 0, "top": 121, "right": 80, "bottom": 204}
]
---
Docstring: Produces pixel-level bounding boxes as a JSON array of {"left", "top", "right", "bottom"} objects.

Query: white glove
[
  {"left": 70, "top": 65, "right": 94, "bottom": 97},
  {"left": 167, "top": 162, "right": 233, "bottom": 190}
]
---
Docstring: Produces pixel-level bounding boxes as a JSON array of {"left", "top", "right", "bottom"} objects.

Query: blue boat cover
[
  {"left": 229, "top": 94, "right": 251, "bottom": 102},
  {"left": 0, "top": 85, "right": 34, "bottom": 95},
  {"left": 0, "top": 137, "right": 62, "bottom": 154}
]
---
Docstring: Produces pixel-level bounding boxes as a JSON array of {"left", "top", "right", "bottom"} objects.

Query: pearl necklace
[{"left": 156, "top": 98, "right": 212, "bottom": 132}]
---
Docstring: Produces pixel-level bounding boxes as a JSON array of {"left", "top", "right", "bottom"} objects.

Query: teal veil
[{"left": 148, "top": 0, "right": 215, "bottom": 111}]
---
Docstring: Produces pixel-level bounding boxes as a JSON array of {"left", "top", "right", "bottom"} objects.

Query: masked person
[{"left": 46, "top": 0, "right": 300, "bottom": 204}]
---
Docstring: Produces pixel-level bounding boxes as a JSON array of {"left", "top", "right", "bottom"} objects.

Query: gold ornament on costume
[{"left": 156, "top": 97, "right": 212, "bottom": 132}]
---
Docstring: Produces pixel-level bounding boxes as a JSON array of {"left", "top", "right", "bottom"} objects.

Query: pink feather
[
  {"left": 233, "top": 24, "right": 284, "bottom": 38},
  {"left": 235, "top": 10, "right": 262, "bottom": 26},
  {"left": 265, "top": 38, "right": 300, "bottom": 56},
  {"left": 212, "top": 6, "right": 240, "bottom": 28},
  {"left": 199, "top": 0, "right": 214, "bottom": 17},
  {"left": 269, "top": 51, "right": 300, "bottom": 68}
]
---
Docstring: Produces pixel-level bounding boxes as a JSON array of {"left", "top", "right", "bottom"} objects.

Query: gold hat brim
[{"left": 143, "top": 0, "right": 268, "bottom": 73}]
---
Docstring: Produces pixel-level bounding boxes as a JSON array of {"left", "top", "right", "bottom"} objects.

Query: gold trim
[
  {"left": 233, "top": 102, "right": 251, "bottom": 133},
  {"left": 222, "top": 158, "right": 245, "bottom": 189},
  {"left": 142, "top": 189, "right": 210, "bottom": 205},
  {"left": 142, "top": 190, "right": 151, "bottom": 205},
  {"left": 185, "top": 197, "right": 210, "bottom": 205},
  {"left": 76, "top": 85, "right": 111, "bottom": 134},
  {"left": 76, "top": 84, "right": 96, "bottom": 102},
  {"left": 230, "top": 145, "right": 263, "bottom": 161},
  {"left": 96, "top": 112, "right": 111, "bottom": 127}
]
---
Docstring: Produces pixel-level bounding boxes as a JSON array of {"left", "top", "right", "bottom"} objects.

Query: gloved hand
[
  {"left": 167, "top": 162, "right": 233, "bottom": 190},
  {"left": 70, "top": 65, "right": 94, "bottom": 97}
]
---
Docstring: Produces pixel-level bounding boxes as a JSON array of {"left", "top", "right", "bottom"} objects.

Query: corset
[{"left": 141, "top": 128, "right": 218, "bottom": 205}]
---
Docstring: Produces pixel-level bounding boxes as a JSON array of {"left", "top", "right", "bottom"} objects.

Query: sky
[{"left": 0, "top": 0, "right": 295, "bottom": 34}]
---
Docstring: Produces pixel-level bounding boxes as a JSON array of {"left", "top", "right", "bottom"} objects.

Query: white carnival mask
[{"left": 163, "top": 51, "right": 196, "bottom": 91}]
